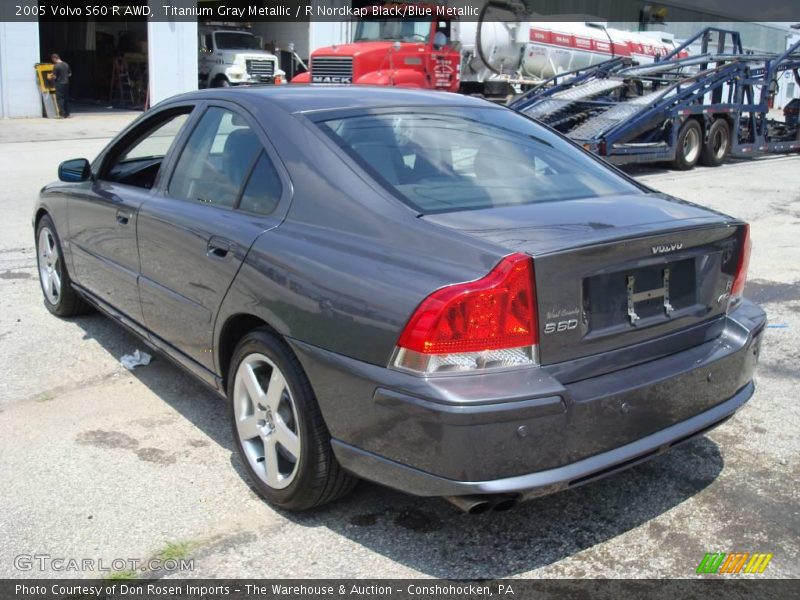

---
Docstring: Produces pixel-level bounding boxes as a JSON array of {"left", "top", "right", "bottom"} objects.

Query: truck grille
[
  {"left": 246, "top": 59, "right": 275, "bottom": 82},
  {"left": 310, "top": 57, "right": 353, "bottom": 84}
]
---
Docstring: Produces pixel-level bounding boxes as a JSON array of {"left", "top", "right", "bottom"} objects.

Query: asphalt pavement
[{"left": 0, "top": 113, "right": 797, "bottom": 580}]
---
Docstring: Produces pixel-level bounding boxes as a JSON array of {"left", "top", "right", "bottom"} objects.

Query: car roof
[{"left": 165, "top": 85, "right": 493, "bottom": 115}]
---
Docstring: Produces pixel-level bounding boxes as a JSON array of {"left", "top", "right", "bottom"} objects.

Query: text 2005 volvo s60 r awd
[{"left": 34, "top": 87, "right": 764, "bottom": 513}]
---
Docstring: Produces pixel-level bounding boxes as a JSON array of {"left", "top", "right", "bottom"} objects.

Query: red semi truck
[{"left": 292, "top": 17, "right": 462, "bottom": 92}]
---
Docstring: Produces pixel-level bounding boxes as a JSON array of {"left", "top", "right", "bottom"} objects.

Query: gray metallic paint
[{"left": 34, "top": 86, "right": 765, "bottom": 501}]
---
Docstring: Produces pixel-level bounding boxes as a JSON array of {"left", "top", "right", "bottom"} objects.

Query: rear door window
[
  {"left": 169, "top": 107, "right": 262, "bottom": 209},
  {"left": 239, "top": 153, "right": 283, "bottom": 215}
]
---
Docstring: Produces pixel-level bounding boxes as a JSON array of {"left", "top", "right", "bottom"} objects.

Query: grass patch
[{"left": 156, "top": 540, "right": 194, "bottom": 562}]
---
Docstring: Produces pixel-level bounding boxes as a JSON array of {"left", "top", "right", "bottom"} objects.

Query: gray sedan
[{"left": 33, "top": 87, "right": 764, "bottom": 513}]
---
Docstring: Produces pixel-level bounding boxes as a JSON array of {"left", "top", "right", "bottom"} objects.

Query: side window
[
  {"left": 205, "top": 34, "right": 214, "bottom": 51},
  {"left": 103, "top": 111, "right": 190, "bottom": 189},
  {"left": 168, "top": 107, "right": 262, "bottom": 209},
  {"left": 239, "top": 152, "right": 282, "bottom": 215}
]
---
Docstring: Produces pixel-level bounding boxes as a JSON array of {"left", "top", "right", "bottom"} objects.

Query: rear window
[{"left": 315, "top": 107, "right": 640, "bottom": 214}]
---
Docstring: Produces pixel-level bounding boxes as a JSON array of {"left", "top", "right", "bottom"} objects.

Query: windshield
[
  {"left": 316, "top": 107, "right": 641, "bottom": 214},
  {"left": 214, "top": 32, "right": 261, "bottom": 50},
  {"left": 353, "top": 20, "right": 430, "bottom": 43}
]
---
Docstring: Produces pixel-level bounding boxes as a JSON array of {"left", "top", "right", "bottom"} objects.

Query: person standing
[{"left": 48, "top": 54, "right": 71, "bottom": 118}]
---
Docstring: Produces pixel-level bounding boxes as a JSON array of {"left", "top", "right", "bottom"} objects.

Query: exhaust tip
[
  {"left": 443, "top": 495, "right": 493, "bottom": 514},
  {"left": 492, "top": 497, "right": 518, "bottom": 512},
  {"left": 467, "top": 501, "right": 492, "bottom": 515}
]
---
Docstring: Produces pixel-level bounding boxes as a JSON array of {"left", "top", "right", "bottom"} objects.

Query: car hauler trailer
[{"left": 509, "top": 28, "right": 800, "bottom": 169}]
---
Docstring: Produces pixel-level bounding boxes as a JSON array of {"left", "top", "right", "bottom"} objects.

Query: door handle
[
  {"left": 116, "top": 210, "right": 131, "bottom": 226},
  {"left": 207, "top": 237, "right": 234, "bottom": 259}
]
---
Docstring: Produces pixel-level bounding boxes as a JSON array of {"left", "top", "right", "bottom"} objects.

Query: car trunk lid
[{"left": 422, "top": 192, "right": 745, "bottom": 365}]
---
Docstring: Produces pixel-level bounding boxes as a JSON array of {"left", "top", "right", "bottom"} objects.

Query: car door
[
  {"left": 68, "top": 106, "right": 195, "bottom": 323},
  {"left": 136, "top": 102, "right": 289, "bottom": 371}
]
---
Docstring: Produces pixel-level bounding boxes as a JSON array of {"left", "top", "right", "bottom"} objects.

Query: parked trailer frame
[{"left": 510, "top": 27, "right": 800, "bottom": 168}]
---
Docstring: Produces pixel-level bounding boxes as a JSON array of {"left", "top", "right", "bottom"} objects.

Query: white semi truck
[{"left": 198, "top": 25, "right": 286, "bottom": 88}]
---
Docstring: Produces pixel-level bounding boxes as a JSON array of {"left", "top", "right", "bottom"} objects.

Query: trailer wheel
[
  {"left": 672, "top": 119, "right": 703, "bottom": 170},
  {"left": 700, "top": 119, "right": 730, "bottom": 167}
]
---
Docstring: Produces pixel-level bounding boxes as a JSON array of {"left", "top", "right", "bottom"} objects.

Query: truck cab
[
  {"left": 292, "top": 17, "right": 460, "bottom": 92},
  {"left": 198, "top": 25, "right": 286, "bottom": 88}
]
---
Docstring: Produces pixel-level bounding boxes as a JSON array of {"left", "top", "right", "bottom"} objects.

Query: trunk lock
[{"left": 627, "top": 268, "right": 674, "bottom": 325}]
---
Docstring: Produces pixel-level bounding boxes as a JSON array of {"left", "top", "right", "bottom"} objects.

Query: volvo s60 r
[{"left": 34, "top": 87, "right": 764, "bottom": 513}]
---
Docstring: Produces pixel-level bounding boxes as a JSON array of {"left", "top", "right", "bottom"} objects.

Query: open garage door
[{"left": 39, "top": 17, "right": 148, "bottom": 109}]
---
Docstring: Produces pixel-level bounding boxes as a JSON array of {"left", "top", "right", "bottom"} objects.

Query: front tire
[
  {"left": 672, "top": 119, "right": 703, "bottom": 170},
  {"left": 228, "top": 329, "right": 357, "bottom": 510},
  {"left": 36, "top": 215, "right": 92, "bottom": 317}
]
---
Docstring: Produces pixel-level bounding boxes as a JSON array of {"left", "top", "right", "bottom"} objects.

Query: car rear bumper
[{"left": 288, "top": 299, "right": 765, "bottom": 499}]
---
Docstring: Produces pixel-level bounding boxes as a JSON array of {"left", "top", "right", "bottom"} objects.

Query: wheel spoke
[
  {"left": 262, "top": 437, "right": 282, "bottom": 487},
  {"left": 41, "top": 269, "right": 51, "bottom": 293},
  {"left": 264, "top": 370, "right": 286, "bottom": 412},
  {"left": 237, "top": 415, "right": 261, "bottom": 441},
  {"left": 242, "top": 363, "right": 266, "bottom": 403},
  {"left": 51, "top": 268, "right": 61, "bottom": 294},
  {"left": 274, "top": 419, "right": 300, "bottom": 458}
]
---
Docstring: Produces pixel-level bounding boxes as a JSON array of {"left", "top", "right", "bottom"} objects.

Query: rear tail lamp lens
[
  {"left": 393, "top": 253, "right": 538, "bottom": 375},
  {"left": 728, "top": 224, "right": 751, "bottom": 312}
]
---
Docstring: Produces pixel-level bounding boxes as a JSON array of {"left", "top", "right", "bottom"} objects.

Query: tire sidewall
[{"left": 227, "top": 331, "right": 323, "bottom": 507}]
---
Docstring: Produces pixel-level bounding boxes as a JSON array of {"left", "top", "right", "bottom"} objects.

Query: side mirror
[{"left": 58, "top": 158, "right": 91, "bottom": 182}]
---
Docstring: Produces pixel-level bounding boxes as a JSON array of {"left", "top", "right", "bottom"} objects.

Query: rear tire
[
  {"left": 671, "top": 119, "right": 703, "bottom": 170},
  {"left": 700, "top": 119, "right": 730, "bottom": 167},
  {"left": 227, "top": 329, "right": 357, "bottom": 510},
  {"left": 35, "top": 215, "right": 92, "bottom": 317}
]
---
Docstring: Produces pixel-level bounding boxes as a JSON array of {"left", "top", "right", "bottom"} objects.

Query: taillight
[
  {"left": 728, "top": 224, "right": 751, "bottom": 311},
  {"left": 392, "top": 253, "right": 538, "bottom": 375}
]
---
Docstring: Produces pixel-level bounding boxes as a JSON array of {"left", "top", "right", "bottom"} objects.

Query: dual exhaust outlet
[{"left": 443, "top": 494, "right": 520, "bottom": 514}]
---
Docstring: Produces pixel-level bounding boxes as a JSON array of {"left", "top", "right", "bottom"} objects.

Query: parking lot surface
[{"left": 0, "top": 114, "right": 797, "bottom": 579}]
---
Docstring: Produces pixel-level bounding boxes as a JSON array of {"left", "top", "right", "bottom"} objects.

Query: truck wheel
[
  {"left": 212, "top": 76, "right": 231, "bottom": 88},
  {"left": 228, "top": 329, "right": 357, "bottom": 510},
  {"left": 672, "top": 119, "right": 703, "bottom": 170},
  {"left": 36, "top": 215, "right": 92, "bottom": 317},
  {"left": 700, "top": 119, "right": 730, "bottom": 167}
]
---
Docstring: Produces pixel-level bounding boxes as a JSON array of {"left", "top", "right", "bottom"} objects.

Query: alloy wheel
[
  {"left": 38, "top": 227, "right": 61, "bottom": 305},
  {"left": 233, "top": 353, "right": 301, "bottom": 489}
]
